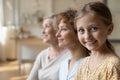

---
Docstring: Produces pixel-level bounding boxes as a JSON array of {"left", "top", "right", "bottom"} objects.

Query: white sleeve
[{"left": 27, "top": 50, "right": 45, "bottom": 80}]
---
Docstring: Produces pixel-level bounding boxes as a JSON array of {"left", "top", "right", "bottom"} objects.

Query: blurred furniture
[{"left": 17, "top": 37, "right": 48, "bottom": 73}]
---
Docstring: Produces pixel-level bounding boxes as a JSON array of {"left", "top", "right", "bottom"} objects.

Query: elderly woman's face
[{"left": 42, "top": 18, "right": 57, "bottom": 43}]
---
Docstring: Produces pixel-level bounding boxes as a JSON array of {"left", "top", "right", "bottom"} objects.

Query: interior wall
[
  {"left": 107, "top": 0, "right": 120, "bottom": 39},
  {"left": 53, "top": 0, "right": 102, "bottom": 13},
  {"left": 19, "top": 0, "right": 53, "bottom": 24},
  {"left": 109, "top": 13, "right": 120, "bottom": 39}
]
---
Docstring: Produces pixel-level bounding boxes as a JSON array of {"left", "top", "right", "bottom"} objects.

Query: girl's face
[
  {"left": 76, "top": 13, "right": 113, "bottom": 51},
  {"left": 42, "top": 18, "right": 57, "bottom": 43},
  {"left": 56, "top": 19, "right": 77, "bottom": 48}
]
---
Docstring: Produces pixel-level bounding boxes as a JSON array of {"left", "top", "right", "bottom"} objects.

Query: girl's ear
[{"left": 107, "top": 24, "right": 113, "bottom": 35}]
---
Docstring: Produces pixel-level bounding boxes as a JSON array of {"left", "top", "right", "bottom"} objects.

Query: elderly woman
[{"left": 27, "top": 14, "right": 69, "bottom": 80}]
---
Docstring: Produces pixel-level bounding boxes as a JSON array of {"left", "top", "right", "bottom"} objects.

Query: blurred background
[{"left": 0, "top": 0, "right": 120, "bottom": 80}]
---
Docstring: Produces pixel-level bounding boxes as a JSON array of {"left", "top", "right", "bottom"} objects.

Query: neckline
[
  {"left": 67, "top": 58, "right": 83, "bottom": 77},
  {"left": 47, "top": 48, "right": 68, "bottom": 61},
  {"left": 87, "top": 56, "right": 108, "bottom": 73}
]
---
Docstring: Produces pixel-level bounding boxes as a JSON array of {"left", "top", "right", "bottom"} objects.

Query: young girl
[
  {"left": 56, "top": 9, "right": 89, "bottom": 80},
  {"left": 74, "top": 2, "right": 120, "bottom": 80}
]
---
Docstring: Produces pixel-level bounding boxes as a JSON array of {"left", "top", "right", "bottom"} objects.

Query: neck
[
  {"left": 48, "top": 43, "right": 64, "bottom": 60},
  {"left": 50, "top": 46, "right": 63, "bottom": 54},
  {"left": 69, "top": 42, "right": 88, "bottom": 61},
  {"left": 68, "top": 42, "right": 88, "bottom": 74},
  {"left": 91, "top": 44, "right": 114, "bottom": 58}
]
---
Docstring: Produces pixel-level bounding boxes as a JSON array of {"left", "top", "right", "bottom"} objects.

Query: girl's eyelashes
[
  {"left": 77, "top": 26, "right": 98, "bottom": 34},
  {"left": 77, "top": 28, "right": 85, "bottom": 34},
  {"left": 90, "top": 26, "right": 98, "bottom": 32}
]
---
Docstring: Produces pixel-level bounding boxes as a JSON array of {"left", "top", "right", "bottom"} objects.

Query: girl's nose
[{"left": 84, "top": 31, "right": 92, "bottom": 39}]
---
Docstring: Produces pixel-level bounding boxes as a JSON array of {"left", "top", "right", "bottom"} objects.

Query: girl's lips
[{"left": 85, "top": 40, "right": 97, "bottom": 45}]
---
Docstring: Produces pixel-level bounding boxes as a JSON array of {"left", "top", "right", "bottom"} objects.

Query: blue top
[{"left": 59, "top": 57, "right": 83, "bottom": 80}]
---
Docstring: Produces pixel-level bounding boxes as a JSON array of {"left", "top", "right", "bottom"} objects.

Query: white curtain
[
  {"left": 0, "top": 0, "right": 6, "bottom": 61},
  {"left": 0, "top": 0, "right": 3, "bottom": 26},
  {"left": 0, "top": 0, "right": 17, "bottom": 61},
  {"left": 0, "top": 27, "right": 8, "bottom": 61},
  {"left": 0, "top": 27, "right": 17, "bottom": 61}
]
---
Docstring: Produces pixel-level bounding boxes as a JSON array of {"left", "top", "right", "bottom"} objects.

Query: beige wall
[
  {"left": 19, "top": 0, "right": 53, "bottom": 24},
  {"left": 53, "top": 0, "right": 102, "bottom": 13},
  {"left": 19, "top": 0, "right": 102, "bottom": 23},
  {"left": 109, "top": 13, "right": 120, "bottom": 39},
  {"left": 107, "top": 0, "right": 120, "bottom": 39}
]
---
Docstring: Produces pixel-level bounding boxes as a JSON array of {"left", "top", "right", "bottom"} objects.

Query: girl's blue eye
[{"left": 78, "top": 29, "right": 85, "bottom": 34}]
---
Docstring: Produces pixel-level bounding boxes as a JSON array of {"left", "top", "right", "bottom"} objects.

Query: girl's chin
[
  {"left": 58, "top": 44, "right": 64, "bottom": 47},
  {"left": 86, "top": 46, "right": 96, "bottom": 51}
]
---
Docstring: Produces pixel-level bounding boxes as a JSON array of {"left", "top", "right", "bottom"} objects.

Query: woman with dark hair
[{"left": 74, "top": 1, "right": 120, "bottom": 80}]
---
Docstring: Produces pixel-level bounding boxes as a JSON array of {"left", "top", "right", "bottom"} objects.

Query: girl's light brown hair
[{"left": 75, "top": 1, "right": 115, "bottom": 53}]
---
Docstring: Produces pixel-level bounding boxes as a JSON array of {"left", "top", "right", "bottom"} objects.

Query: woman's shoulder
[
  {"left": 36, "top": 48, "right": 49, "bottom": 59},
  {"left": 38, "top": 48, "right": 49, "bottom": 55},
  {"left": 61, "top": 57, "right": 70, "bottom": 65}
]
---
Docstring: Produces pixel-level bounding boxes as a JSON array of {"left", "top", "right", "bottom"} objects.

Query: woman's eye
[
  {"left": 60, "top": 26, "right": 68, "bottom": 31},
  {"left": 46, "top": 25, "right": 51, "bottom": 28},
  {"left": 61, "top": 28, "right": 67, "bottom": 31},
  {"left": 91, "top": 27, "right": 97, "bottom": 31}
]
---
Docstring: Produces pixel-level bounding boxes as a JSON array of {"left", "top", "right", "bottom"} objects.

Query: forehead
[
  {"left": 59, "top": 19, "right": 66, "bottom": 25},
  {"left": 76, "top": 13, "right": 104, "bottom": 27},
  {"left": 43, "top": 18, "right": 53, "bottom": 25},
  {"left": 59, "top": 19, "right": 70, "bottom": 28}
]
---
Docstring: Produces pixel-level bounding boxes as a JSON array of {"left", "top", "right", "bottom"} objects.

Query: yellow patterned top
[{"left": 74, "top": 56, "right": 120, "bottom": 80}]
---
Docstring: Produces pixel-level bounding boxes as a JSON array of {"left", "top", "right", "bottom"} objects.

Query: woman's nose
[
  {"left": 56, "top": 30, "right": 61, "bottom": 37},
  {"left": 42, "top": 28, "right": 45, "bottom": 34}
]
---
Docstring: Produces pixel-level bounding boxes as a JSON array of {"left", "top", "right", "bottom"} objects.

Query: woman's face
[
  {"left": 42, "top": 18, "right": 57, "bottom": 43},
  {"left": 76, "top": 13, "right": 113, "bottom": 51},
  {"left": 56, "top": 19, "right": 77, "bottom": 48}
]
